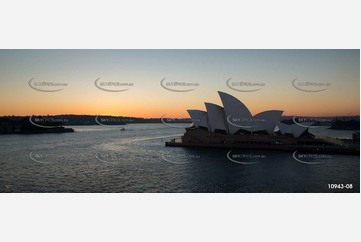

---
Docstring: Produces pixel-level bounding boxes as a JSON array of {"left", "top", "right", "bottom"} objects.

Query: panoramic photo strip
[{"left": 0, "top": 49, "right": 359, "bottom": 193}]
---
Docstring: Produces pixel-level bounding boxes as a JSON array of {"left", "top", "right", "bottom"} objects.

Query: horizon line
[{"left": 1, "top": 114, "right": 360, "bottom": 119}]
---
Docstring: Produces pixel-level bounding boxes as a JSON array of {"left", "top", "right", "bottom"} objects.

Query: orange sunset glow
[{"left": 0, "top": 50, "right": 359, "bottom": 118}]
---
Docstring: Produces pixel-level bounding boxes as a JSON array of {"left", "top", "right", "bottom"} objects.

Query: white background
[{"left": 0, "top": 0, "right": 360, "bottom": 241}]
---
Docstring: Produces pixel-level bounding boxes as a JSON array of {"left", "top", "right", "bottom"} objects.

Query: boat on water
[{"left": 165, "top": 91, "right": 360, "bottom": 155}]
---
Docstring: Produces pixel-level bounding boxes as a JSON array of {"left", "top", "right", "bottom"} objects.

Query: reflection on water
[{"left": 0, "top": 124, "right": 359, "bottom": 192}]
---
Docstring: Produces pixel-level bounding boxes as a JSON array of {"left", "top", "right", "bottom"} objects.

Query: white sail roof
[
  {"left": 218, "top": 91, "right": 253, "bottom": 134},
  {"left": 277, "top": 122, "right": 312, "bottom": 138},
  {"left": 187, "top": 91, "right": 309, "bottom": 137},
  {"left": 204, "top": 102, "right": 228, "bottom": 133},
  {"left": 187, "top": 110, "right": 209, "bottom": 129},
  {"left": 252, "top": 110, "right": 284, "bottom": 134}
]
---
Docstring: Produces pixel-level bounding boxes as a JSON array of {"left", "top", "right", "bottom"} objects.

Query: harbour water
[{"left": 0, "top": 124, "right": 359, "bottom": 192}]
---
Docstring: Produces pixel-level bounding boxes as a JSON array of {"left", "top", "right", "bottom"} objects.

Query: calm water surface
[{"left": 0, "top": 124, "right": 359, "bottom": 192}]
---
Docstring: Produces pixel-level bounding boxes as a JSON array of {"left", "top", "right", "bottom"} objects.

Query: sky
[{"left": 0, "top": 49, "right": 359, "bottom": 118}]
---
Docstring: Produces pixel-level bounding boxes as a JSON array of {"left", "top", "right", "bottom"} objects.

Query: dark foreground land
[{"left": 0, "top": 117, "right": 74, "bottom": 134}]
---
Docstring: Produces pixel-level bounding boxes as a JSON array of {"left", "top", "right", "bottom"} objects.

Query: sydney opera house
[
  {"left": 166, "top": 91, "right": 359, "bottom": 154},
  {"left": 187, "top": 91, "right": 309, "bottom": 138}
]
